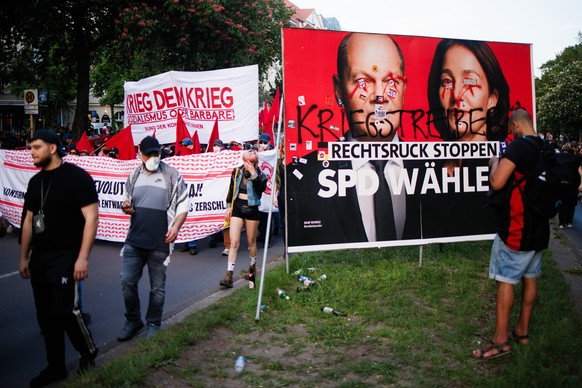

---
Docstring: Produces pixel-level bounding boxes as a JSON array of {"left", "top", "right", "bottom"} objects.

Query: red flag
[
  {"left": 258, "top": 101, "right": 268, "bottom": 132},
  {"left": 264, "top": 88, "right": 280, "bottom": 140},
  {"left": 104, "top": 125, "right": 136, "bottom": 160},
  {"left": 75, "top": 132, "right": 94, "bottom": 155},
  {"left": 175, "top": 112, "right": 193, "bottom": 155},
  {"left": 206, "top": 118, "right": 220, "bottom": 152},
  {"left": 191, "top": 130, "right": 202, "bottom": 154}
]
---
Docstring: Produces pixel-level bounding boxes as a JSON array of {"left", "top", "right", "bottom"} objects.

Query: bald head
[
  {"left": 337, "top": 33, "right": 405, "bottom": 80},
  {"left": 510, "top": 109, "right": 532, "bottom": 125},
  {"left": 509, "top": 109, "right": 535, "bottom": 137},
  {"left": 334, "top": 33, "right": 407, "bottom": 141}
]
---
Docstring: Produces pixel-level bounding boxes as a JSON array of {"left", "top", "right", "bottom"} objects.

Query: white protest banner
[
  {"left": 124, "top": 65, "right": 259, "bottom": 146},
  {"left": 257, "top": 149, "right": 279, "bottom": 213},
  {"left": 0, "top": 150, "right": 276, "bottom": 243}
]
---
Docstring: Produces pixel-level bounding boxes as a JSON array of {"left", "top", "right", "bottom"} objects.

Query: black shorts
[{"left": 232, "top": 198, "right": 260, "bottom": 221}]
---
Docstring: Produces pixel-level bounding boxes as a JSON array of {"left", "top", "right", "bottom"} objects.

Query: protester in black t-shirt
[
  {"left": 556, "top": 144, "right": 582, "bottom": 228},
  {"left": 19, "top": 129, "right": 99, "bottom": 386},
  {"left": 473, "top": 110, "right": 548, "bottom": 359}
]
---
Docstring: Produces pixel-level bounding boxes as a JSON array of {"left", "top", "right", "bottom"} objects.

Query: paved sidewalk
[{"left": 549, "top": 218, "right": 582, "bottom": 319}]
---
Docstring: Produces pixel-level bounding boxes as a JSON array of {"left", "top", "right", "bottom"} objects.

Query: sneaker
[
  {"left": 566, "top": 223, "right": 574, "bottom": 228},
  {"left": 117, "top": 321, "right": 144, "bottom": 342},
  {"left": 145, "top": 323, "right": 160, "bottom": 338},
  {"left": 179, "top": 245, "right": 190, "bottom": 252},
  {"left": 222, "top": 248, "right": 230, "bottom": 256},
  {"left": 30, "top": 366, "right": 68, "bottom": 387},
  {"left": 78, "top": 348, "right": 99, "bottom": 375},
  {"left": 189, "top": 247, "right": 198, "bottom": 255},
  {"left": 559, "top": 224, "right": 565, "bottom": 229}
]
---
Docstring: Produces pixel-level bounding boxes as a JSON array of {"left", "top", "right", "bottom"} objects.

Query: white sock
[
  {"left": 250, "top": 256, "right": 256, "bottom": 266},
  {"left": 227, "top": 262, "right": 235, "bottom": 272}
]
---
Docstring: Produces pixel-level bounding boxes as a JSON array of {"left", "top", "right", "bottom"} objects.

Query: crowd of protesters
[{"left": 2, "top": 125, "right": 285, "bottom": 386}]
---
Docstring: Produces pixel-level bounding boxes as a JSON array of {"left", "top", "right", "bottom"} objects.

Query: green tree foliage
[
  {"left": 536, "top": 33, "right": 582, "bottom": 139},
  {"left": 92, "top": 0, "right": 293, "bottom": 113},
  {"left": 1, "top": 0, "right": 292, "bottom": 139},
  {"left": 0, "top": 0, "right": 120, "bottom": 139},
  {"left": 114, "top": 0, "right": 291, "bottom": 79}
]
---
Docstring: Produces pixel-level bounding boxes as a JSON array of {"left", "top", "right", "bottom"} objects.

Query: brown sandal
[
  {"left": 472, "top": 340, "right": 512, "bottom": 359},
  {"left": 511, "top": 330, "right": 529, "bottom": 344}
]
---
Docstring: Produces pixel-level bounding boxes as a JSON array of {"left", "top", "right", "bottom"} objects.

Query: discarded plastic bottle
[
  {"left": 298, "top": 275, "right": 314, "bottom": 283},
  {"left": 276, "top": 288, "right": 290, "bottom": 300},
  {"left": 292, "top": 269, "right": 303, "bottom": 276},
  {"left": 317, "top": 274, "right": 327, "bottom": 281},
  {"left": 234, "top": 356, "right": 246, "bottom": 372},
  {"left": 321, "top": 306, "right": 347, "bottom": 316},
  {"left": 307, "top": 267, "right": 319, "bottom": 272}
]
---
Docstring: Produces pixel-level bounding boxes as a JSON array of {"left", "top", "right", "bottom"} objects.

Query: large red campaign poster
[{"left": 283, "top": 28, "right": 534, "bottom": 253}]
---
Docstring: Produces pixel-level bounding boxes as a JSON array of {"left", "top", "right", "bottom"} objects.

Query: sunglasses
[{"left": 259, "top": 141, "right": 268, "bottom": 145}]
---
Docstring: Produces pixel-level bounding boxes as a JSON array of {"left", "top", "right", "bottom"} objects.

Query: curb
[
  {"left": 549, "top": 225, "right": 582, "bottom": 320},
  {"left": 92, "top": 253, "right": 286, "bottom": 368}
]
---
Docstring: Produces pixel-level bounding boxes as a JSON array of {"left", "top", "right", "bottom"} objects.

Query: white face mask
[
  {"left": 213, "top": 146, "right": 222, "bottom": 153},
  {"left": 144, "top": 156, "right": 160, "bottom": 172}
]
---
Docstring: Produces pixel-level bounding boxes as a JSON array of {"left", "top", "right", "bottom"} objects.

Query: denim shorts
[{"left": 489, "top": 234, "right": 542, "bottom": 285}]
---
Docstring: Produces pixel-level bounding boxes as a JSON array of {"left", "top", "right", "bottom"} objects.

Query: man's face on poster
[{"left": 334, "top": 34, "right": 406, "bottom": 142}]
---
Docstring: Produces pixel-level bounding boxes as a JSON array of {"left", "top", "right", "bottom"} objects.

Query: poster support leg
[{"left": 256, "top": 95, "right": 285, "bottom": 321}]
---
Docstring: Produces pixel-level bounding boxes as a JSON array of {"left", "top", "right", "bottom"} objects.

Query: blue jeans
[
  {"left": 187, "top": 240, "right": 197, "bottom": 248},
  {"left": 120, "top": 244, "right": 168, "bottom": 326}
]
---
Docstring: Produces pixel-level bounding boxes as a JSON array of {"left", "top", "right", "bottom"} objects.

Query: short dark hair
[{"left": 427, "top": 39, "right": 510, "bottom": 141}]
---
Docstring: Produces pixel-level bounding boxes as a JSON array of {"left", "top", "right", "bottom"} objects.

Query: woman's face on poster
[{"left": 439, "top": 45, "right": 498, "bottom": 141}]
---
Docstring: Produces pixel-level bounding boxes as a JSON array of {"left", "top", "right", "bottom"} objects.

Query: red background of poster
[{"left": 283, "top": 28, "right": 534, "bottom": 163}]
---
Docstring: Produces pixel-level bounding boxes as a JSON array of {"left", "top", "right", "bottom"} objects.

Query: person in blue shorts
[{"left": 473, "top": 110, "right": 549, "bottom": 359}]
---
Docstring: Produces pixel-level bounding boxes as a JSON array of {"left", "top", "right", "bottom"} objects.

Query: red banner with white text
[{"left": 0, "top": 150, "right": 277, "bottom": 243}]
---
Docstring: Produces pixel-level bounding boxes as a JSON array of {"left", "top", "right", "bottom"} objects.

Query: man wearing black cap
[
  {"left": 19, "top": 129, "right": 99, "bottom": 386},
  {"left": 212, "top": 139, "right": 225, "bottom": 153},
  {"left": 118, "top": 136, "right": 188, "bottom": 341},
  {"left": 258, "top": 133, "right": 274, "bottom": 151}
]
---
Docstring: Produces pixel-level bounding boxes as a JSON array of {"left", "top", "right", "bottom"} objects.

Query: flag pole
[{"left": 255, "top": 94, "right": 284, "bottom": 321}]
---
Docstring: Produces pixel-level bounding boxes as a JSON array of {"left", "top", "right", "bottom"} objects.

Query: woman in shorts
[{"left": 219, "top": 149, "right": 267, "bottom": 289}]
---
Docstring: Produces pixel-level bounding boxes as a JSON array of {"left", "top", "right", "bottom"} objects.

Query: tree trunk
[
  {"left": 71, "top": 7, "right": 91, "bottom": 142},
  {"left": 110, "top": 103, "right": 116, "bottom": 130}
]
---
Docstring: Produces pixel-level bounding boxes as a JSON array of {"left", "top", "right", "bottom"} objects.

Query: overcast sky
[{"left": 291, "top": 0, "right": 581, "bottom": 77}]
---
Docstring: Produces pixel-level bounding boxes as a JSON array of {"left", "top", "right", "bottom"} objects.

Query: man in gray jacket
[{"left": 118, "top": 136, "right": 188, "bottom": 341}]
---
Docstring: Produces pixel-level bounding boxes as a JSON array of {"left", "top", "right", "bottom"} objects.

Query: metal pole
[
  {"left": 255, "top": 95, "right": 284, "bottom": 321},
  {"left": 418, "top": 202, "right": 423, "bottom": 268}
]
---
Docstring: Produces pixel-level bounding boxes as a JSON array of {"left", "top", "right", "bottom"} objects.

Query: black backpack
[{"left": 517, "top": 137, "right": 571, "bottom": 219}]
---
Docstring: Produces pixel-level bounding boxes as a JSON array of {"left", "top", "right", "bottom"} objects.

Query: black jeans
[{"left": 30, "top": 249, "right": 97, "bottom": 368}]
